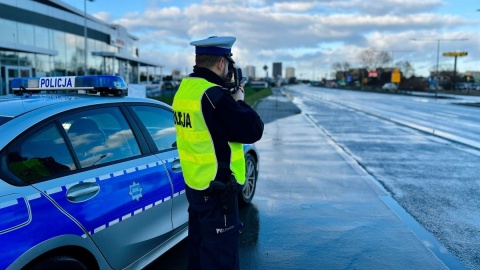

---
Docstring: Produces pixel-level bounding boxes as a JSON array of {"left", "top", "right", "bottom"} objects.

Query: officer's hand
[{"left": 232, "top": 85, "right": 245, "bottom": 101}]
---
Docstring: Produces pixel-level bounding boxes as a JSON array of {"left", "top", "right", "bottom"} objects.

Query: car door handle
[
  {"left": 171, "top": 159, "right": 182, "bottom": 173},
  {"left": 66, "top": 182, "right": 100, "bottom": 202}
]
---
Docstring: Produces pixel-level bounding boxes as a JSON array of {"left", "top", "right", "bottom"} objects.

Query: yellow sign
[
  {"left": 443, "top": 51, "right": 468, "bottom": 57},
  {"left": 391, "top": 68, "right": 401, "bottom": 83}
]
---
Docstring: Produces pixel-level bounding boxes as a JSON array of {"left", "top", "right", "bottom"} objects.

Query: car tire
[
  {"left": 27, "top": 255, "right": 90, "bottom": 270},
  {"left": 239, "top": 153, "right": 257, "bottom": 206}
]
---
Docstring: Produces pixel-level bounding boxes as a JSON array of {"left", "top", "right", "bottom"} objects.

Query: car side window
[
  {"left": 6, "top": 123, "right": 75, "bottom": 183},
  {"left": 61, "top": 107, "right": 141, "bottom": 168},
  {"left": 130, "top": 106, "right": 177, "bottom": 151}
]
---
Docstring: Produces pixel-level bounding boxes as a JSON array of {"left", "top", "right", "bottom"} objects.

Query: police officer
[{"left": 172, "top": 36, "right": 264, "bottom": 270}]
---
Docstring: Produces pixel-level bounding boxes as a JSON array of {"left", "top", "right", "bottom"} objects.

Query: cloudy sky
[{"left": 64, "top": 0, "right": 480, "bottom": 80}]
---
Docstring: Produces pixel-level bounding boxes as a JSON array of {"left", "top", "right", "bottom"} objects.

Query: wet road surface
[
  {"left": 237, "top": 112, "right": 448, "bottom": 270},
  {"left": 286, "top": 85, "right": 480, "bottom": 269}
]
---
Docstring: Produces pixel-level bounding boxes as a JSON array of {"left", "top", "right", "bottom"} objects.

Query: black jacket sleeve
[{"left": 202, "top": 87, "right": 264, "bottom": 144}]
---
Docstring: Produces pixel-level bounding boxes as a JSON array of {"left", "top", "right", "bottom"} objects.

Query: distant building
[
  {"left": 285, "top": 67, "right": 295, "bottom": 79},
  {"left": 245, "top": 65, "right": 256, "bottom": 80},
  {"left": 272, "top": 62, "right": 282, "bottom": 78},
  {"left": 465, "top": 71, "right": 480, "bottom": 81}
]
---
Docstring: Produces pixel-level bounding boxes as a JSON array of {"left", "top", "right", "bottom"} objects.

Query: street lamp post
[
  {"left": 410, "top": 38, "right": 468, "bottom": 78},
  {"left": 435, "top": 39, "right": 440, "bottom": 77},
  {"left": 84, "top": 0, "right": 94, "bottom": 75},
  {"left": 410, "top": 38, "right": 467, "bottom": 96}
]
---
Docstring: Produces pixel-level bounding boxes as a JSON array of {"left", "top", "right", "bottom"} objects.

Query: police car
[{"left": 0, "top": 75, "right": 259, "bottom": 269}]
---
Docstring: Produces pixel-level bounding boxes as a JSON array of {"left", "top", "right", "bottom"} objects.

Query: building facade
[
  {"left": 465, "top": 71, "right": 480, "bottom": 81},
  {"left": 245, "top": 65, "right": 255, "bottom": 80},
  {"left": 285, "top": 67, "right": 295, "bottom": 79},
  {"left": 272, "top": 62, "right": 282, "bottom": 78},
  {"left": 0, "top": 0, "right": 162, "bottom": 95}
]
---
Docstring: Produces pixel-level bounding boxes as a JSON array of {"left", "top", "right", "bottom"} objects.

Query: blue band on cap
[{"left": 195, "top": 46, "right": 231, "bottom": 55}]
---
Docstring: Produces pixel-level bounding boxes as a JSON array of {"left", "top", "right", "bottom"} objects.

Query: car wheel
[
  {"left": 27, "top": 255, "right": 90, "bottom": 270},
  {"left": 239, "top": 153, "right": 257, "bottom": 206}
]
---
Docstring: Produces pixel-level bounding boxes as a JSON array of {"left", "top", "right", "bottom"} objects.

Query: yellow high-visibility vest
[{"left": 172, "top": 77, "right": 245, "bottom": 190}]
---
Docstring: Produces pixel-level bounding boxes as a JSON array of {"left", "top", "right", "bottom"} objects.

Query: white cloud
[
  {"left": 323, "top": 0, "right": 444, "bottom": 15},
  {"left": 92, "top": 11, "right": 111, "bottom": 22},
  {"left": 271, "top": 2, "right": 318, "bottom": 12},
  {"left": 103, "top": 0, "right": 478, "bottom": 79}
]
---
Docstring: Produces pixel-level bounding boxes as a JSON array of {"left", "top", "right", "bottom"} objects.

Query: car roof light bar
[{"left": 10, "top": 75, "right": 128, "bottom": 97}]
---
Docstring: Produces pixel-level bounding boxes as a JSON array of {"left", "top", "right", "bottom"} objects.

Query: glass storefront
[{"left": 0, "top": 16, "right": 156, "bottom": 95}]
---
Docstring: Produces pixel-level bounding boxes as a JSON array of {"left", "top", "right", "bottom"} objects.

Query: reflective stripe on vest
[{"left": 172, "top": 78, "right": 245, "bottom": 190}]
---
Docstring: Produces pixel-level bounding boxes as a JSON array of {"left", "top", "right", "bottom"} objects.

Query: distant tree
[
  {"left": 396, "top": 60, "right": 415, "bottom": 78},
  {"left": 358, "top": 49, "right": 392, "bottom": 71},
  {"left": 331, "top": 61, "right": 351, "bottom": 80},
  {"left": 401, "top": 76, "right": 428, "bottom": 91}
]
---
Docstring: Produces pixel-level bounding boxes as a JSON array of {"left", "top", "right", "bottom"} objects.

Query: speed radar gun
[{"left": 225, "top": 63, "right": 248, "bottom": 94}]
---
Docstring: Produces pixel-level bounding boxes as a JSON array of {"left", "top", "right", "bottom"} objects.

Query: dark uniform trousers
[{"left": 186, "top": 184, "right": 241, "bottom": 270}]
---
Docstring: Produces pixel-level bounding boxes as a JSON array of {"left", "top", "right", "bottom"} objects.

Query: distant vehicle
[
  {"left": 382, "top": 83, "right": 397, "bottom": 91},
  {"left": 0, "top": 75, "right": 260, "bottom": 269},
  {"left": 162, "top": 81, "right": 176, "bottom": 91},
  {"left": 455, "top": 83, "right": 467, "bottom": 91},
  {"left": 326, "top": 80, "right": 338, "bottom": 88},
  {"left": 146, "top": 84, "right": 161, "bottom": 97},
  {"left": 310, "top": 81, "right": 322, "bottom": 87}
]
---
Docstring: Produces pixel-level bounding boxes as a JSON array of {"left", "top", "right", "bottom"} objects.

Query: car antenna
[{"left": 15, "top": 86, "right": 26, "bottom": 96}]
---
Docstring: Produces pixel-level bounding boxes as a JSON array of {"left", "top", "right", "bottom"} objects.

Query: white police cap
[{"left": 190, "top": 36, "right": 236, "bottom": 56}]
